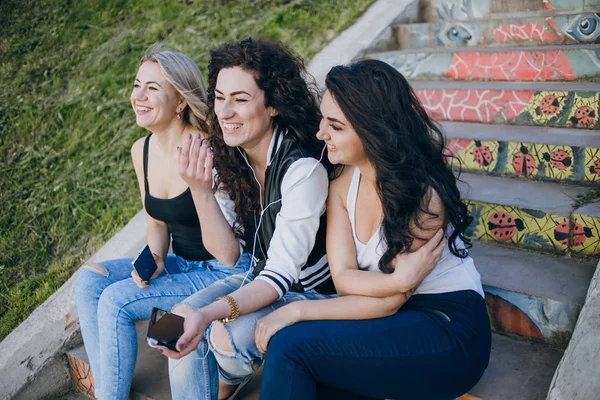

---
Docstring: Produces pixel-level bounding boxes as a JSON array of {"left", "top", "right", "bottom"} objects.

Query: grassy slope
[{"left": 0, "top": 0, "right": 375, "bottom": 340}]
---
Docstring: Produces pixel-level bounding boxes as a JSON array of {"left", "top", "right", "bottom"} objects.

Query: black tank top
[{"left": 142, "top": 135, "right": 213, "bottom": 261}]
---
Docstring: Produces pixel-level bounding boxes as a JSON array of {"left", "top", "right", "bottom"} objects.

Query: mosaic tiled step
[
  {"left": 458, "top": 173, "right": 600, "bottom": 255},
  {"left": 441, "top": 121, "right": 600, "bottom": 186},
  {"left": 441, "top": 121, "right": 600, "bottom": 147},
  {"left": 572, "top": 201, "right": 600, "bottom": 256},
  {"left": 471, "top": 241, "right": 595, "bottom": 347},
  {"left": 446, "top": 137, "right": 600, "bottom": 184},
  {"left": 369, "top": 44, "right": 600, "bottom": 82},
  {"left": 423, "top": 0, "right": 596, "bottom": 23},
  {"left": 392, "top": 13, "right": 600, "bottom": 50},
  {"left": 469, "top": 334, "right": 563, "bottom": 400},
  {"left": 412, "top": 81, "right": 600, "bottom": 129}
]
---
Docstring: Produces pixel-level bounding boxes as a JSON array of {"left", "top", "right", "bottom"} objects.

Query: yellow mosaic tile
[
  {"left": 465, "top": 200, "right": 568, "bottom": 253},
  {"left": 452, "top": 139, "right": 500, "bottom": 174},
  {"left": 584, "top": 147, "right": 600, "bottom": 183},
  {"left": 570, "top": 214, "right": 600, "bottom": 256},
  {"left": 566, "top": 93, "right": 600, "bottom": 129},
  {"left": 535, "top": 144, "right": 575, "bottom": 181},
  {"left": 521, "top": 91, "right": 572, "bottom": 125},
  {"left": 506, "top": 142, "right": 539, "bottom": 179}
]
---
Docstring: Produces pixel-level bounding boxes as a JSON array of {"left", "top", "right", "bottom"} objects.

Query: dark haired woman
[
  {"left": 255, "top": 59, "right": 491, "bottom": 400},
  {"left": 157, "top": 39, "right": 414, "bottom": 400}
]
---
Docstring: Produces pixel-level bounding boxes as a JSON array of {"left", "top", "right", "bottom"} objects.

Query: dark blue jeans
[{"left": 260, "top": 290, "right": 491, "bottom": 400}]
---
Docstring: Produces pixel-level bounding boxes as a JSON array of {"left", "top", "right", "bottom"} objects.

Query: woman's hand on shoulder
[
  {"left": 178, "top": 133, "right": 213, "bottom": 194},
  {"left": 392, "top": 228, "right": 446, "bottom": 292}
]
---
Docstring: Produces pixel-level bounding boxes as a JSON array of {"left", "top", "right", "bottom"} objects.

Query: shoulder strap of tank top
[{"left": 143, "top": 134, "right": 152, "bottom": 193}]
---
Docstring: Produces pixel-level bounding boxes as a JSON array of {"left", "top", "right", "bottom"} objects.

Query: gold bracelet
[{"left": 214, "top": 295, "right": 240, "bottom": 323}]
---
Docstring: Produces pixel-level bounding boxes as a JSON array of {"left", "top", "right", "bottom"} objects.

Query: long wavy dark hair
[
  {"left": 207, "top": 38, "right": 328, "bottom": 231},
  {"left": 325, "top": 59, "right": 471, "bottom": 273}
]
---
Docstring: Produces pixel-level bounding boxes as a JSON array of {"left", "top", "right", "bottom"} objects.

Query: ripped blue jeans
[
  {"left": 168, "top": 272, "right": 332, "bottom": 400},
  {"left": 74, "top": 253, "right": 251, "bottom": 400}
]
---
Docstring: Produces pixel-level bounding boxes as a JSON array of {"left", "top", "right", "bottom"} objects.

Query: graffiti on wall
[{"left": 416, "top": 89, "right": 600, "bottom": 129}]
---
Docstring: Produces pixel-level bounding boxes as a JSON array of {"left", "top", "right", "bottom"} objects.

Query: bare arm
[
  {"left": 131, "top": 138, "right": 169, "bottom": 282},
  {"left": 327, "top": 170, "right": 446, "bottom": 298},
  {"left": 178, "top": 135, "right": 240, "bottom": 266},
  {"left": 253, "top": 291, "right": 413, "bottom": 353},
  {"left": 161, "top": 257, "right": 282, "bottom": 359}
]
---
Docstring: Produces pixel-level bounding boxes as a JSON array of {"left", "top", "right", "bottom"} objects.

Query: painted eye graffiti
[
  {"left": 565, "top": 14, "right": 600, "bottom": 42},
  {"left": 579, "top": 17, "right": 597, "bottom": 35},
  {"left": 535, "top": 94, "right": 561, "bottom": 116},
  {"left": 512, "top": 145, "right": 536, "bottom": 177},
  {"left": 570, "top": 106, "right": 596, "bottom": 127},
  {"left": 472, "top": 141, "right": 493, "bottom": 167},
  {"left": 543, "top": 150, "right": 572, "bottom": 170},
  {"left": 589, "top": 159, "right": 600, "bottom": 175},
  {"left": 441, "top": 24, "right": 473, "bottom": 45},
  {"left": 487, "top": 212, "right": 525, "bottom": 241}
]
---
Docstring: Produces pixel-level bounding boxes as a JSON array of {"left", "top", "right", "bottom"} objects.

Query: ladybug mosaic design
[
  {"left": 569, "top": 106, "right": 596, "bottom": 127},
  {"left": 554, "top": 220, "right": 593, "bottom": 246},
  {"left": 589, "top": 159, "right": 600, "bottom": 175},
  {"left": 512, "top": 145, "right": 536, "bottom": 177},
  {"left": 573, "top": 222, "right": 594, "bottom": 246},
  {"left": 487, "top": 212, "right": 525, "bottom": 241},
  {"left": 535, "top": 94, "right": 561, "bottom": 116},
  {"left": 543, "top": 150, "right": 572, "bottom": 171},
  {"left": 472, "top": 141, "right": 493, "bottom": 167}
]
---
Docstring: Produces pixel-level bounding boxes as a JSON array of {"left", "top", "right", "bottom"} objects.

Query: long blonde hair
[{"left": 141, "top": 44, "right": 209, "bottom": 132}]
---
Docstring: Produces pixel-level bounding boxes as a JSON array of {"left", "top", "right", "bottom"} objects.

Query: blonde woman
[{"left": 74, "top": 45, "right": 249, "bottom": 400}]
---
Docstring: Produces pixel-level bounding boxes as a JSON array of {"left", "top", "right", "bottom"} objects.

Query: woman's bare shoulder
[
  {"left": 329, "top": 166, "right": 355, "bottom": 201},
  {"left": 130, "top": 136, "right": 147, "bottom": 171}
]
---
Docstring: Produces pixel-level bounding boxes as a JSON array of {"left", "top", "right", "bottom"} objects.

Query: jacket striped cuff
[{"left": 256, "top": 269, "right": 294, "bottom": 298}]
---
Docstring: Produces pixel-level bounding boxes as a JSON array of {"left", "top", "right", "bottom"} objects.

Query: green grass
[{"left": 0, "top": 0, "right": 376, "bottom": 340}]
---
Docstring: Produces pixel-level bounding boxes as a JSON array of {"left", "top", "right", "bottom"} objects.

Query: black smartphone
[
  {"left": 131, "top": 244, "right": 158, "bottom": 282},
  {"left": 147, "top": 307, "right": 185, "bottom": 351}
]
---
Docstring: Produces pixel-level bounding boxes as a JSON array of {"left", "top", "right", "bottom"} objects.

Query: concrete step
[
  {"left": 369, "top": 44, "right": 600, "bottom": 82},
  {"left": 391, "top": 13, "right": 600, "bottom": 50},
  {"left": 471, "top": 241, "right": 595, "bottom": 346},
  {"left": 66, "top": 321, "right": 261, "bottom": 400},
  {"left": 63, "top": 389, "right": 95, "bottom": 400},
  {"left": 411, "top": 81, "right": 600, "bottom": 129},
  {"left": 444, "top": 133, "right": 600, "bottom": 185},
  {"left": 422, "top": 0, "right": 595, "bottom": 23},
  {"left": 458, "top": 172, "right": 600, "bottom": 255},
  {"left": 66, "top": 330, "right": 563, "bottom": 400},
  {"left": 469, "top": 333, "right": 563, "bottom": 400},
  {"left": 441, "top": 121, "right": 600, "bottom": 147}
]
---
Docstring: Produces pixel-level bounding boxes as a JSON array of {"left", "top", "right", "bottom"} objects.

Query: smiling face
[
  {"left": 316, "top": 90, "right": 366, "bottom": 166},
  {"left": 130, "top": 61, "right": 183, "bottom": 131},
  {"left": 213, "top": 67, "right": 276, "bottom": 152}
]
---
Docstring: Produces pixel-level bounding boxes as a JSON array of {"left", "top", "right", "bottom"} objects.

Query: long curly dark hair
[
  {"left": 325, "top": 59, "right": 472, "bottom": 273},
  {"left": 207, "top": 38, "right": 328, "bottom": 231}
]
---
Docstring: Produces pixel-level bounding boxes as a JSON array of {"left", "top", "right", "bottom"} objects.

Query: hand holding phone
[
  {"left": 131, "top": 245, "right": 159, "bottom": 286},
  {"left": 147, "top": 307, "right": 185, "bottom": 351}
]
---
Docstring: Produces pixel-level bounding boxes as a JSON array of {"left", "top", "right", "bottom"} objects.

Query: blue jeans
[
  {"left": 260, "top": 290, "right": 491, "bottom": 400},
  {"left": 168, "top": 272, "right": 333, "bottom": 400},
  {"left": 74, "top": 253, "right": 251, "bottom": 400}
]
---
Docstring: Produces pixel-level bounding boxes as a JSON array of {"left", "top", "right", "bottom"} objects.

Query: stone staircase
[{"left": 65, "top": 1, "right": 600, "bottom": 399}]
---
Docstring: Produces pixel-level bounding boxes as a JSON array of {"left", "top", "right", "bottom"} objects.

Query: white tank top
[{"left": 346, "top": 168, "right": 484, "bottom": 297}]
